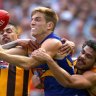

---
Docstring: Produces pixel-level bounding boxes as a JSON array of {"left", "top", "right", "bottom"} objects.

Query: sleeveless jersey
[{"left": 0, "top": 61, "right": 32, "bottom": 96}]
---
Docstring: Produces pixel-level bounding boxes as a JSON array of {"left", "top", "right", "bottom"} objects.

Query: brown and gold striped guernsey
[{"left": 0, "top": 64, "right": 32, "bottom": 96}]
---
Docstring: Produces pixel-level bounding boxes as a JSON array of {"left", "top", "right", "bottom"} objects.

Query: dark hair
[
  {"left": 5, "top": 23, "right": 18, "bottom": 34},
  {"left": 31, "top": 7, "right": 58, "bottom": 31},
  {"left": 82, "top": 40, "right": 96, "bottom": 51}
]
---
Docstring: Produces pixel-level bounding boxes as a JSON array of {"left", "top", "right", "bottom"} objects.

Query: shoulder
[
  {"left": 83, "top": 71, "right": 96, "bottom": 85},
  {"left": 41, "top": 38, "right": 62, "bottom": 49},
  {"left": 41, "top": 38, "right": 62, "bottom": 57}
]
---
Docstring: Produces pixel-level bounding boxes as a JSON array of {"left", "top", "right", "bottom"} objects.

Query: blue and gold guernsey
[{"left": 34, "top": 32, "right": 89, "bottom": 96}]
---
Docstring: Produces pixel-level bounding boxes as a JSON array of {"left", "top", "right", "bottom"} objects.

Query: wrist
[{"left": 46, "top": 57, "right": 54, "bottom": 64}]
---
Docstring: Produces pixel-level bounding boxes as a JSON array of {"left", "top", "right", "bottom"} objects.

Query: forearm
[
  {"left": 2, "top": 40, "right": 18, "bottom": 49},
  {"left": 46, "top": 58, "right": 72, "bottom": 86},
  {"left": 47, "top": 59, "right": 91, "bottom": 89},
  {"left": 0, "top": 52, "right": 39, "bottom": 69}
]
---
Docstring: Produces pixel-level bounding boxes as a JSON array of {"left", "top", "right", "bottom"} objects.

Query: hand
[
  {"left": 31, "top": 48, "right": 51, "bottom": 63},
  {"left": 59, "top": 38, "right": 75, "bottom": 55},
  {"left": 2, "top": 39, "right": 31, "bottom": 49},
  {"left": 17, "top": 39, "right": 30, "bottom": 47},
  {"left": 32, "top": 74, "right": 44, "bottom": 89},
  {"left": 17, "top": 39, "right": 40, "bottom": 51}
]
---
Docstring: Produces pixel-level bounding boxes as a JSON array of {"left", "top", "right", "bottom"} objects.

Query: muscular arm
[
  {"left": 32, "top": 49, "right": 96, "bottom": 89},
  {"left": 0, "top": 52, "right": 37, "bottom": 69},
  {"left": 0, "top": 38, "right": 62, "bottom": 69},
  {"left": 0, "top": 43, "right": 27, "bottom": 55},
  {"left": 46, "top": 58, "right": 95, "bottom": 89},
  {"left": 1, "top": 39, "right": 31, "bottom": 49}
]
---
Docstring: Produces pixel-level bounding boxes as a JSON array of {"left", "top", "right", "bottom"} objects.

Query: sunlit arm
[
  {"left": 46, "top": 58, "right": 92, "bottom": 89},
  {"left": 0, "top": 52, "right": 39, "bottom": 70}
]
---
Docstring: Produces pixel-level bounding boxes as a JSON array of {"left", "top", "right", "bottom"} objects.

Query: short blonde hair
[{"left": 31, "top": 7, "right": 58, "bottom": 31}]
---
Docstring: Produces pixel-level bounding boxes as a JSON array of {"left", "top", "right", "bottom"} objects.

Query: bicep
[
  {"left": 41, "top": 39, "right": 62, "bottom": 57},
  {"left": 29, "top": 39, "right": 62, "bottom": 68}
]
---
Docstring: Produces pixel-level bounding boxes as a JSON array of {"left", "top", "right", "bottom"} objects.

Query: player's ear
[{"left": 47, "top": 21, "right": 54, "bottom": 30}]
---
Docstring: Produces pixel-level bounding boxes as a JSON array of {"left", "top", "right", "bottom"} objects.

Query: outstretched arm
[
  {"left": 0, "top": 43, "right": 39, "bottom": 69},
  {"left": 0, "top": 51, "right": 39, "bottom": 69},
  {"left": 32, "top": 48, "right": 95, "bottom": 89},
  {"left": 1, "top": 39, "right": 31, "bottom": 49},
  {"left": 2, "top": 40, "right": 19, "bottom": 49},
  {"left": 0, "top": 38, "right": 62, "bottom": 69}
]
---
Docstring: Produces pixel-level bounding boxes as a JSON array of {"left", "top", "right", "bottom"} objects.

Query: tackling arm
[
  {"left": 1, "top": 39, "right": 31, "bottom": 49},
  {"left": 32, "top": 48, "right": 94, "bottom": 89},
  {"left": 46, "top": 58, "right": 94, "bottom": 89},
  {"left": 0, "top": 38, "right": 62, "bottom": 69},
  {"left": 2, "top": 40, "right": 19, "bottom": 49}
]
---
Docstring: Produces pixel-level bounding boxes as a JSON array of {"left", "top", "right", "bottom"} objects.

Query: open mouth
[{"left": 32, "top": 28, "right": 35, "bottom": 30}]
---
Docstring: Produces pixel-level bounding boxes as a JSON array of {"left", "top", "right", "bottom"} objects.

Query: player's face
[
  {"left": 30, "top": 12, "right": 48, "bottom": 37},
  {"left": 76, "top": 45, "right": 96, "bottom": 71},
  {"left": 0, "top": 25, "right": 17, "bottom": 44}
]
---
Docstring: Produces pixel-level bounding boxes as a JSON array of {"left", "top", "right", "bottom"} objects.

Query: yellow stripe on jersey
[
  {"left": 28, "top": 69, "right": 33, "bottom": 94},
  {"left": 0, "top": 69, "right": 8, "bottom": 96},
  {"left": 15, "top": 67, "right": 24, "bottom": 96},
  {"left": 41, "top": 70, "right": 54, "bottom": 78},
  {"left": 0, "top": 66, "right": 32, "bottom": 96},
  {"left": 73, "top": 60, "right": 77, "bottom": 66},
  {"left": 66, "top": 58, "right": 73, "bottom": 67}
]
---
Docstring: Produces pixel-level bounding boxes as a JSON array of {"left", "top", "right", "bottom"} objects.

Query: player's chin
[
  {"left": 32, "top": 33, "right": 39, "bottom": 37},
  {"left": 3, "top": 39, "right": 11, "bottom": 44}
]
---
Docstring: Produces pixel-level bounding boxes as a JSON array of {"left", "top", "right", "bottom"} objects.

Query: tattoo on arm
[{"left": 2, "top": 40, "right": 18, "bottom": 49}]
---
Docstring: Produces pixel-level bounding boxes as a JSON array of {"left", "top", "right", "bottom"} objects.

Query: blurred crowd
[{"left": 0, "top": 0, "right": 96, "bottom": 95}]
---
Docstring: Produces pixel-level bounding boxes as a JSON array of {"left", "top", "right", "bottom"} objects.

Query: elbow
[
  {"left": 23, "top": 65, "right": 30, "bottom": 70},
  {"left": 63, "top": 83, "right": 71, "bottom": 88},
  {"left": 58, "top": 80, "right": 72, "bottom": 88},
  {"left": 61, "top": 82, "right": 70, "bottom": 87}
]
